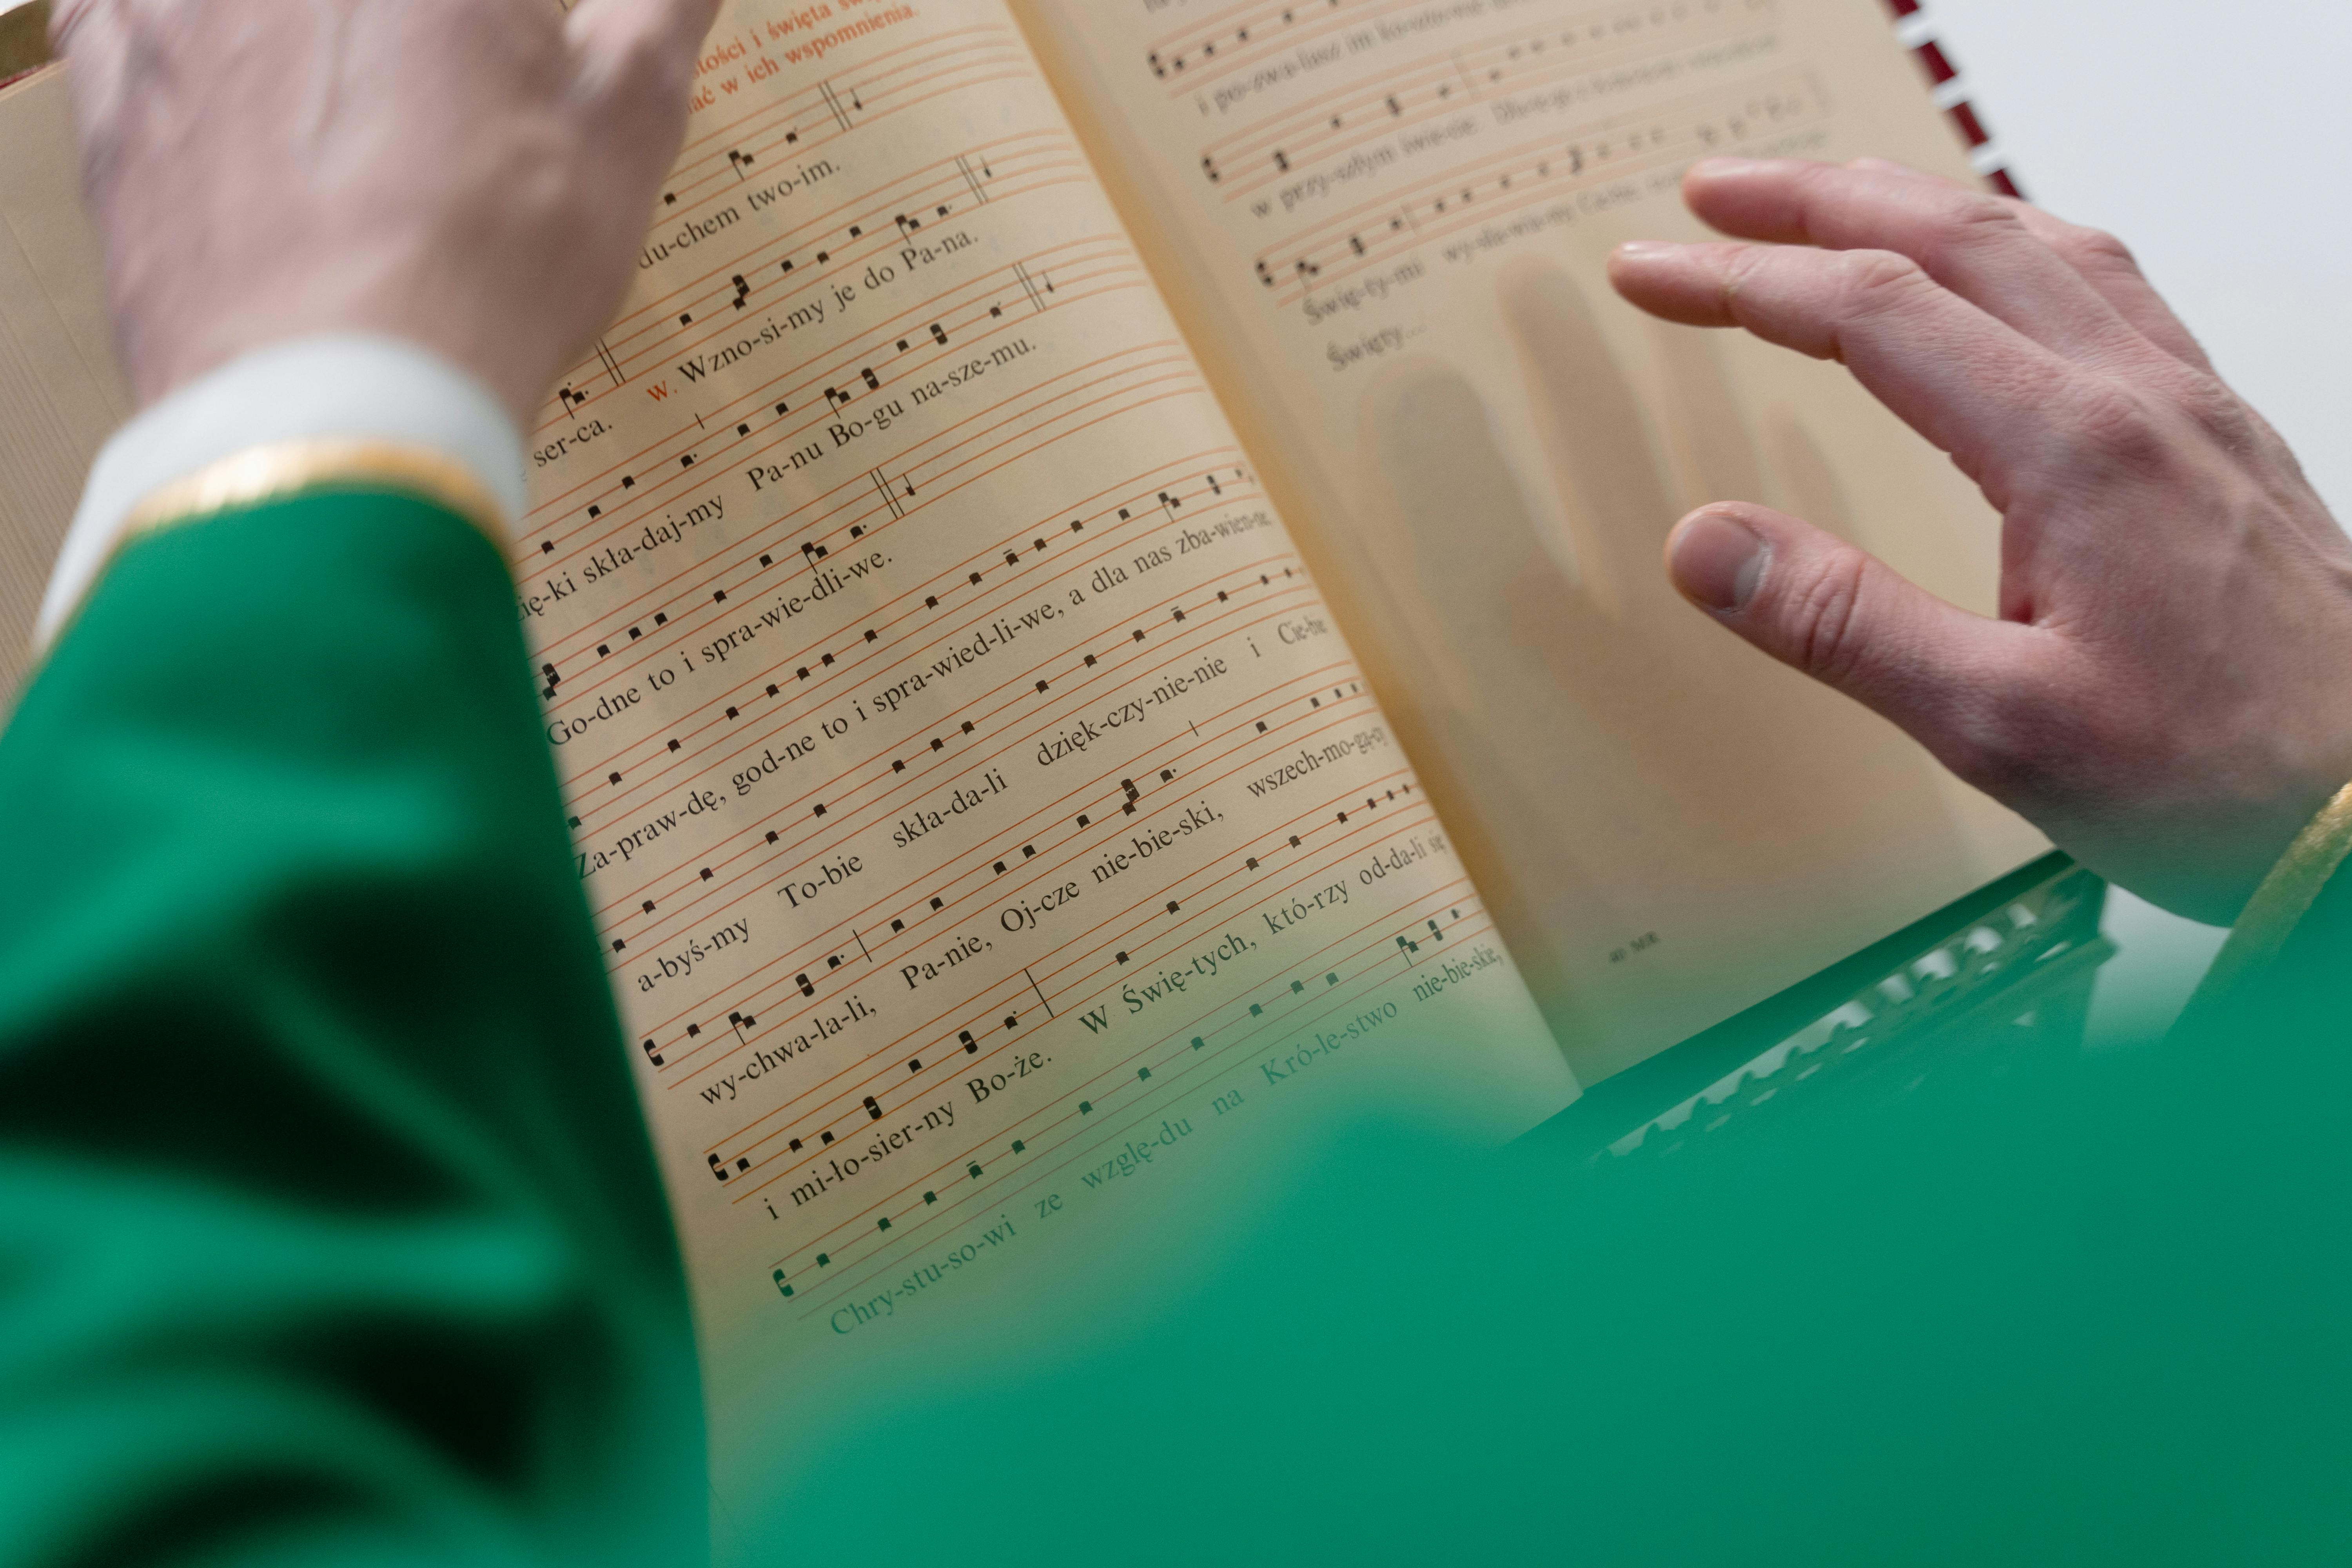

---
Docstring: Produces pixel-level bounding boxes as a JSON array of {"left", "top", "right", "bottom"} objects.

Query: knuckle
[
  {"left": 2061, "top": 224, "right": 2141, "bottom": 277},
  {"left": 1782, "top": 550, "right": 1873, "bottom": 686},
  {"left": 2050, "top": 379, "right": 2166, "bottom": 469},
  {"left": 1926, "top": 195, "right": 2029, "bottom": 258},
  {"left": 2159, "top": 367, "right": 2258, "bottom": 447},
  {"left": 1835, "top": 249, "right": 1934, "bottom": 321},
  {"left": 1899, "top": 196, "right": 2032, "bottom": 282}
]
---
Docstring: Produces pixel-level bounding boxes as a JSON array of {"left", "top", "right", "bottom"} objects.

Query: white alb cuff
[{"left": 37, "top": 333, "right": 526, "bottom": 646}]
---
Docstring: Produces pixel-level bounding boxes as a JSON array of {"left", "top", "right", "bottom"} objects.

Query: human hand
[
  {"left": 1608, "top": 158, "right": 2352, "bottom": 924},
  {"left": 50, "top": 0, "right": 722, "bottom": 429}
]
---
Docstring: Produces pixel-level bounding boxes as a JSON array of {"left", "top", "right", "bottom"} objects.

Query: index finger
[
  {"left": 1681, "top": 158, "right": 2161, "bottom": 374},
  {"left": 1845, "top": 158, "right": 2216, "bottom": 373},
  {"left": 1609, "top": 238, "right": 2096, "bottom": 492}
]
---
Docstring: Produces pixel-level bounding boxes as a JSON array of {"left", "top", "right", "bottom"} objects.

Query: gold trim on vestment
[
  {"left": 2175, "top": 780, "right": 2352, "bottom": 1035},
  {"left": 120, "top": 438, "right": 508, "bottom": 548},
  {"left": 25, "top": 440, "right": 511, "bottom": 680}
]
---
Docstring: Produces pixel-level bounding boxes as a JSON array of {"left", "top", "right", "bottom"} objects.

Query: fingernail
[
  {"left": 1613, "top": 240, "right": 1678, "bottom": 260},
  {"left": 1670, "top": 510, "right": 1769, "bottom": 612},
  {"left": 1690, "top": 156, "right": 1765, "bottom": 178}
]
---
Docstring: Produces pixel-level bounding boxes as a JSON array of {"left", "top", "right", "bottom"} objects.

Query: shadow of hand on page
[
  {"left": 1351, "top": 260, "right": 1976, "bottom": 1051},
  {"left": 1501, "top": 258, "right": 1966, "bottom": 866}
]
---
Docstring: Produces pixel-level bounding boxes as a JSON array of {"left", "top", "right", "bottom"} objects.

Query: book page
[
  {"left": 519, "top": 0, "right": 1578, "bottom": 1495},
  {"left": 1014, "top": 0, "right": 2051, "bottom": 1082}
]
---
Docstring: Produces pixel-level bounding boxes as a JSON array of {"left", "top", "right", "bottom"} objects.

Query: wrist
[{"left": 40, "top": 333, "right": 526, "bottom": 647}]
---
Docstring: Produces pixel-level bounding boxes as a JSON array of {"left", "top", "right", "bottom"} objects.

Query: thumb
[{"left": 1665, "top": 501, "right": 2027, "bottom": 769}]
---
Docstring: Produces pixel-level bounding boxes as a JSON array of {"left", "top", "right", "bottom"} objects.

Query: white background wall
[{"left": 1933, "top": 0, "right": 2352, "bottom": 517}]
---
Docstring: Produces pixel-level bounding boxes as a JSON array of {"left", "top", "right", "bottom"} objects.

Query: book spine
[{"left": 1883, "top": 0, "right": 2024, "bottom": 199}]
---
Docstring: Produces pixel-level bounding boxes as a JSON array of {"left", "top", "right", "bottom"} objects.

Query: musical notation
[
  {"left": 515, "top": 3, "right": 1546, "bottom": 1326},
  {"left": 750, "top": 862, "right": 1483, "bottom": 1295},
  {"left": 1196, "top": 0, "right": 1774, "bottom": 197},
  {"left": 1252, "top": 71, "right": 1823, "bottom": 304},
  {"left": 954, "top": 152, "right": 994, "bottom": 204},
  {"left": 619, "top": 602, "right": 1368, "bottom": 1090},
  {"left": 1147, "top": 0, "right": 1361, "bottom": 80},
  {"left": 537, "top": 243, "right": 1125, "bottom": 550},
  {"left": 549, "top": 134, "right": 1052, "bottom": 426},
  {"left": 817, "top": 78, "right": 863, "bottom": 132}
]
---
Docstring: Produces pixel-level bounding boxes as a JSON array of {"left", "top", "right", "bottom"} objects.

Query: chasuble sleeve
[{"left": 0, "top": 489, "right": 704, "bottom": 1568}]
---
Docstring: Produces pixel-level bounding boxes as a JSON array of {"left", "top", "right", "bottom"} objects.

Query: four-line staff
[
  {"left": 658, "top": 663, "right": 1402, "bottom": 1177},
  {"left": 557, "top": 460, "right": 1258, "bottom": 851},
  {"left": 534, "top": 158, "right": 1102, "bottom": 549},
  {"left": 532, "top": 295, "right": 1183, "bottom": 711},
  {"left": 619, "top": 566, "right": 1349, "bottom": 1091},
  {"left": 1145, "top": 0, "right": 1361, "bottom": 84},
  {"left": 543, "top": 117, "right": 1076, "bottom": 421},
  {"left": 769, "top": 884, "right": 1496, "bottom": 1306},
  {"left": 1251, "top": 67, "right": 1825, "bottom": 306},
  {"left": 697, "top": 730, "right": 1431, "bottom": 1206},
  {"left": 599, "top": 572, "right": 1341, "bottom": 1107},
  {"left": 1196, "top": 0, "right": 1774, "bottom": 196}
]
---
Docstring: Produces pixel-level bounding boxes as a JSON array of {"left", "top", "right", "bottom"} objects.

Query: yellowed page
[
  {"left": 0, "top": 6, "right": 1575, "bottom": 1512},
  {"left": 519, "top": 0, "right": 1578, "bottom": 1493},
  {"left": 1016, "top": 0, "right": 2049, "bottom": 1082}
]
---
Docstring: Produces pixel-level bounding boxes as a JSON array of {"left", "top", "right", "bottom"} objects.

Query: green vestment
[
  {"left": 0, "top": 494, "right": 703, "bottom": 1568},
  {"left": 4, "top": 485, "right": 2350, "bottom": 1565}
]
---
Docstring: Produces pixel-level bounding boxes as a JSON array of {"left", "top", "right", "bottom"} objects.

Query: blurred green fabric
[
  {"left": 0, "top": 496, "right": 702, "bottom": 1568},
  {"left": 2, "top": 492, "right": 2345, "bottom": 1565}
]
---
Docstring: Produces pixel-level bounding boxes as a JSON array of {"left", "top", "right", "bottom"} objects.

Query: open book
[{"left": 0, "top": 0, "right": 2045, "bottom": 1509}]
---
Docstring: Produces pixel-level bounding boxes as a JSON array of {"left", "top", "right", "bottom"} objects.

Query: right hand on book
[
  {"left": 1609, "top": 158, "right": 2352, "bottom": 925},
  {"left": 48, "top": 0, "right": 722, "bottom": 427}
]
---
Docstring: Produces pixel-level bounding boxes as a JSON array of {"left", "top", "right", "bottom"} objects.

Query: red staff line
[
  {"left": 534, "top": 203, "right": 1117, "bottom": 535},
  {"left": 561, "top": 455, "right": 1245, "bottom": 841},
  {"left": 1262, "top": 61, "right": 1812, "bottom": 265},
  {"left": 591, "top": 554, "right": 1314, "bottom": 953},
  {"left": 526, "top": 239, "right": 1142, "bottom": 579},
  {"left": 597, "top": 123, "right": 1069, "bottom": 364},
  {"left": 677, "top": 25, "right": 1018, "bottom": 162},
  {"left": 548, "top": 367, "right": 1209, "bottom": 795},
  {"left": 579, "top": 54, "right": 1049, "bottom": 374},
  {"left": 1154, "top": 0, "right": 1423, "bottom": 100},
  {"left": 596, "top": 161, "right": 1096, "bottom": 402},
  {"left": 648, "top": 38, "right": 1041, "bottom": 248},
  {"left": 631, "top": 619, "right": 1346, "bottom": 1085},
  {"left": 727, "top": 790, "right": 1446, "bottom": 1190},
  {"left": 778, "top": 886, "right": 1489, "bottom": 1293},
  {"left": 526, "top": 255, "right": 1151, "bottom": 629},
  {"left": 706, "top": 766, "right": 1426, "bottom": 1175},
  {"left": 1209, "top": 12, "right": 1765, "bottom": 201},
  {"left": 1200, "top": 0, "right": 1737, "bottom": 165},
  {"left": 1266, "top": 91, "right": 1819, "bottom": 307},
  {"left": 548, "top": 381, "right": 1223, "bottom": 746},
  {"left": 633, "top": 655, "right": 1356, "bottom": 1073},
  {"left": 588, "top": 491, "right": 1289, "bottom": 926},
  {"left": 555, "top": 454, "right": 1251, "bottom": 860},
  {"left": 733, "top": 356, "right": 1204, "bottom": 557},
  {"left": 608, "top": 577, "right": 1323, "bottom": 1006},
  {"left": 540, "top": 347, "right": 1200, "bottom": 736},
  {"left": 1142, "top": 0, "right": 1262, "bottom": 59},
  {"left": 777, "top": 882, "right": 1491, "bottom": 1298}
]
